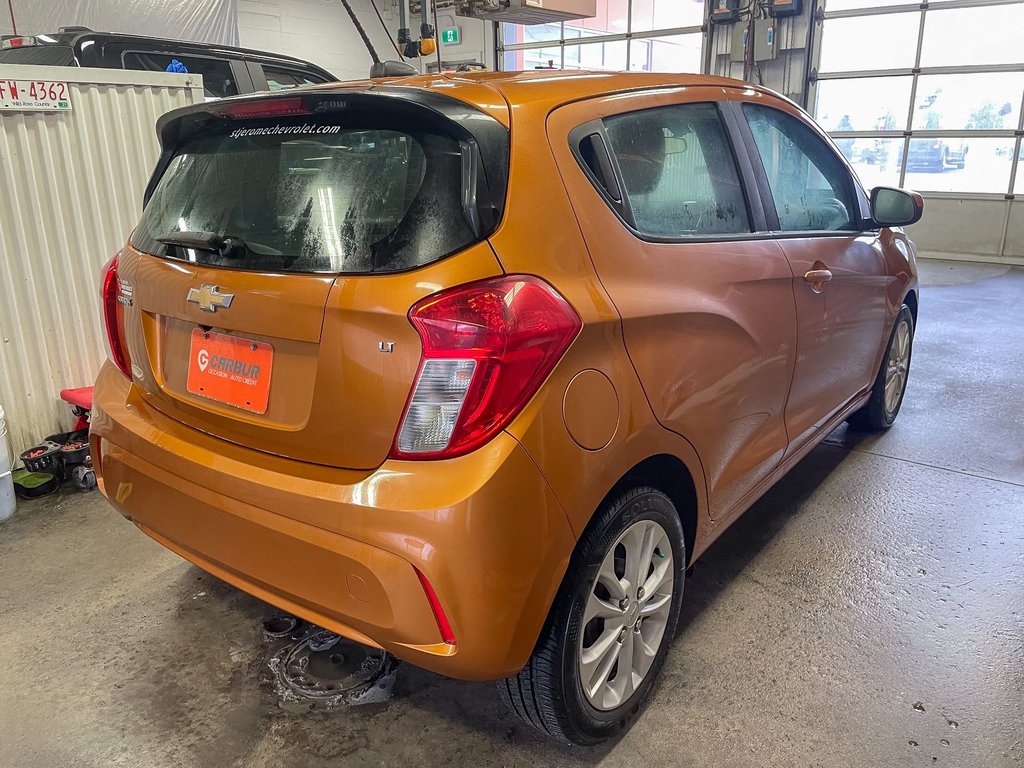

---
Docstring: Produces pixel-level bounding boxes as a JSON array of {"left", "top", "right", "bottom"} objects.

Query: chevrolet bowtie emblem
[{"left": 187, "top": 284, "right": 234, "bottom": 312}]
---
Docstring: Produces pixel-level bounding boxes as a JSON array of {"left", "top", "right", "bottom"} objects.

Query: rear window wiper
[{"left": 157, "top": 231, "right": 252, "bottom": 260}]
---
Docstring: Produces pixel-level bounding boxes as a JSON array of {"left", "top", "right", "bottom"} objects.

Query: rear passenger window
[
  {"left": 122, "top": 52, "right": 239, "bottom": 98},
  {"left": 261, "top": 65, "right": 327, "bottom": 91},
  {"left": 602, "top": 103, "right": 750, "bottom": 237},
  {"left": 742, "top": 104, "right": 858, "bottom": 232}
]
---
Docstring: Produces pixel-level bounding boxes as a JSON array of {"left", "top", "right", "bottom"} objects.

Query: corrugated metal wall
[{"left": 0, "top": 66, "right": 203, "bottom": 453}]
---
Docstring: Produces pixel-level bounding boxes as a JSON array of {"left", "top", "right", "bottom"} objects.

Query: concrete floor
[{"left": 1, "top": 259, "right": 1022, "bottom": 767}]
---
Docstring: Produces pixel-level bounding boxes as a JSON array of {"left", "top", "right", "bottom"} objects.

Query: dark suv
[{"left": 0, "top": 28, "right": 335, "bottom": 99}]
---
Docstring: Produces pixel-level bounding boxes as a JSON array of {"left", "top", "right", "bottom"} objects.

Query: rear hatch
[{"left": 119, "top": 88, "right": 510, "bottom": 469}]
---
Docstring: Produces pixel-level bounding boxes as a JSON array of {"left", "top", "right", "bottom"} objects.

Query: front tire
[
  {"left": 500, "top": 487, "right": 685, "bottom": 745},
  {"left": 849, "top": 304, "right": 914, "bottom": 431}
]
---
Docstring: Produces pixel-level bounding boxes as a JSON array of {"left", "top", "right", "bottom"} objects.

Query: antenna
[{"left": 337, "top": 0, "right": 380, "bottom": 65}]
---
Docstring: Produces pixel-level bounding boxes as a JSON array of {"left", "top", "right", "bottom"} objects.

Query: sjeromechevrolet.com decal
[{"left": 228, "top": 124, "right": 342, "bottom": 138}]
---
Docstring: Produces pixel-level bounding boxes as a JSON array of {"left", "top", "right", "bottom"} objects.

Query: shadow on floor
[
  {"left": 676, "top": 441, "right": 852, "bottom": 632},
  {"left": 143, "top": 439, "right": 857, "bottom": 761}
]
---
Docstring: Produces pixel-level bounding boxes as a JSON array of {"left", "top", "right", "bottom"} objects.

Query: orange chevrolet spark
[{"left": 92, "top": 71, "right": 921, "bottom": 744}]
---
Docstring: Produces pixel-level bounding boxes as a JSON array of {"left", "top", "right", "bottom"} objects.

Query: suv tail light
[
  {"left": 392, "top": 275, "right": 581, "bottom": 460},
  {"left": 0, "top": 37, "right": 37, "bottom": 49},
  {"left": 101, "top": 253, "right": 132, "bottom": 379}
]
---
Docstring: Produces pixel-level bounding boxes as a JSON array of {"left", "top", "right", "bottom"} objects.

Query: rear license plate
[{"left": 186, "top": 329, "right": 273, "bottom": 414}]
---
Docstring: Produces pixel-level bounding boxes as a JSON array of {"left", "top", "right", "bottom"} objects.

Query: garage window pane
[
  {"left": 629, "top": 34, "right": 702, "bottom": 73},
  {"left": 631, "top": 0, "right": 704, "bottom": 32},
  {"left": 564, "top": 40, "right": 628, "bottom": 71},
  {"left": 504, "top": 47, "right": 562, "bottom": 71},
  {"left": 920, "top": 5, "right": 1024, "bottom": 68},
  {"left": 844, "top": 138, "right": 905, "bottom": 191},
  {"left": 565, "top": 0, "right": 629, "bottom": 37},
  {"left": 815, "top": 76, "right": 912, "bottom": 132},
  {"left": 502, "top": 22, "right": 561, "bottom": 45},
  {"left": 901, "top": 137, "right": 1015, "bottom": 194},
  {"left": 1016, "top": 146, "right": 1024, "bottom": 194},
  {"left": 819, "top": 14, "right": 919, "bottom": 72},
  {"left": 911, "top": 73, "right": 1024, "bottom": 132},
  {"left": 823, "top": 0, "right": 892, "bottom": 9}
]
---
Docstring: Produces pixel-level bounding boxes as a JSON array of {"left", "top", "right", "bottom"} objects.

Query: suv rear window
[
  {"left": 132, "top": 116, "right": 481, "bottom": 274},
  {"left": 0, "top": 45, "right": 75, "bottom": 65}
]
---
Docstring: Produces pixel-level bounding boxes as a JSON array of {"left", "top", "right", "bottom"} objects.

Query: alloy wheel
[
  {"left": 885, "top": 318, "right": 911, "bottom": 414},
  {"left": 578, "top": 519, "right": 675, "bottom": 711}
]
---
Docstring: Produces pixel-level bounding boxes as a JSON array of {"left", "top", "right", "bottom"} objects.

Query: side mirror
[{"left": 870, "top": 186, "right": 924, "bottom": 228}]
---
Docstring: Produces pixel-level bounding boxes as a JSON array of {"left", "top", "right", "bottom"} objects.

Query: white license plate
[{"left": 0, "top": 79, "right": 72, "bottom": 112}]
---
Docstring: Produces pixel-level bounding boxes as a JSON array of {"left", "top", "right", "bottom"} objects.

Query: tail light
[
  {"left": 219, "top": 97, "right": 309, "bottom": 119},
  {"left": 101, "top": 253, "right": 132, "bottom": 379},
  {"left": 392, "top": 275, "right": 581, "bottom": 460},
  {"left": 0, "top": 37, "right": 37, "bottom": 49}
]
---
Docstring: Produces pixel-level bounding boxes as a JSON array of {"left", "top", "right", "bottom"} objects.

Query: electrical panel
[
  {"left": 729, "top": 23, "right": 748, "bottom": 63},
  {"left": 754, "top": 18, "right": 778, "bottom": 61},
  {"left": 710, "top": 0, "right": 742, "bottom": 24},
  {"left": 769, "top": 0, "right": 804, "bottom": 18}
]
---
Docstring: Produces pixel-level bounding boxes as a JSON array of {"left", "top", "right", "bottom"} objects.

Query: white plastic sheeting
[
  {"left": 0, "top": 65, "right": 204, "bottom": 453},
  {"left": 6, "top": 0, "right": 239, "bottom": 46}
]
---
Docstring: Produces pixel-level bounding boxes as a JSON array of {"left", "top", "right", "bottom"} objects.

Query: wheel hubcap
[
  {"left": 884, "top": 319, "right": 911, "bottom": 414},
  {"left": 578, "top": 519, "right": 674, "bottom": 711}
]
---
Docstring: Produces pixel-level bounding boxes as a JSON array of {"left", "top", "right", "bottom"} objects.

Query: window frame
[
  {"left": 568, "top": 99, "right": 767, "bottom": 245},
  {"left": 733, "top": 101, "right": 873, "bottom": 237}
]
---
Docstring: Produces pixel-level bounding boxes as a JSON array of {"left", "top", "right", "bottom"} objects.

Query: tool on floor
[{"left": 15, "top": 387, "right": 96, "bottom": 495}]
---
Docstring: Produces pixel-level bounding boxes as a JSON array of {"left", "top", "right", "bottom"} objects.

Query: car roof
[
  {"left": 22, "top": 29, "right": 333, "bottom": 72},
  {"left": 284, "top": 69, "right": 781, "bottom": 120}
]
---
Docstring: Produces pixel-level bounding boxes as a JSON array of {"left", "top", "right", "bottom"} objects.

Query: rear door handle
[{"left": 803, "top": 267, "right": 833, "bottom": 293}]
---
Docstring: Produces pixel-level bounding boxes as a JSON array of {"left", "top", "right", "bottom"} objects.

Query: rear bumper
[{"left": 91, "top": 363, "right": 575, "bottom": 680}]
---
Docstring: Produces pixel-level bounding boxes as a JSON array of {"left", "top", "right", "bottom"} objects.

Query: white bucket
[{"left": 0, "top": 403, "right": 14, "bottom": 522}]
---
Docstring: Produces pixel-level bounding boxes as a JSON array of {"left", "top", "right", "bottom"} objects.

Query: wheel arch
[
  {"left": 593, "top": 454, "right": 699, "bottom": 568},
  {"left": 903, "top": 288, "right": 918, "bottom": 325}
]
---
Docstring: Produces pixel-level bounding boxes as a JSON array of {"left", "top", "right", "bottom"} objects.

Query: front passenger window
[
  {"left": 602, "top": 103, "right": 750, "bottom": 238},
  {"left": 742, "top": 104, "right": 858, "bottom": 232}
]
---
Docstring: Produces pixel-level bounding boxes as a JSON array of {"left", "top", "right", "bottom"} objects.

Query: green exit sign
[{"left": 441, "top": 26, "right": 461, "bottom": 45}]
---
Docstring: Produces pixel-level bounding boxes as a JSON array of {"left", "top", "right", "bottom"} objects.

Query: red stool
[{"left": 60, "top": 386, "right": 94, "bottom": 432}]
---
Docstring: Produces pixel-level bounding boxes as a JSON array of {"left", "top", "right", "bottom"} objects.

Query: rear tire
[
  {"left": 848, "top": 304, "right": 914, "bottom": 431},
  {"left": 500, "top": 487, "right": 685, "bottom": 745}
]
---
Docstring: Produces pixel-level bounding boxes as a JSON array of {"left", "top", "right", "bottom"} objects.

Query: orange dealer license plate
[{"left": 186, "top": 328, "right": 273, "bottom": 414}]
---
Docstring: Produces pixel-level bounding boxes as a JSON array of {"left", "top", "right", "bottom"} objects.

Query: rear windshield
[
  {"left": 0, "top": 45, "right": 75, "bottom": 65},
  {"left": 132, "top": 117, "right": 479, "bottom": 274}
]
